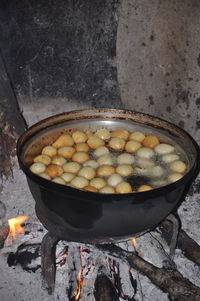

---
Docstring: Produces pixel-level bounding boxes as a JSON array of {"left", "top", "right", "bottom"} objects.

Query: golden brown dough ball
[
  {"left": 142, "top": 135, "right": 160, "bottom": 148},
  {"left": 97, "top": 154, "right": 113, "bottom": 166},
  {"left": 170, "top": 160, "right": 186, "bottom": 173},
  {"left": 107, "top": 174, "right": 123, "bottom": 187},
  {"left": 70, "top": 176, "right": 89, "bottom": 189},
  {"left": 78, "top": 166, "right": 96, "bottom": 180},
  {"left": 85, "top": 130, "right": 93, "bottom": 138},
  {"left": 72, "top": 130, "right": 87, "bottom": 143},
  {"left": 108, "top": 137, "right": 125, "bottom": 151},
  {"left": 97, "top": 165, "right": 115, "bottom": 177},
  {"left": 33, "top": 154, "right": 51, "bottom": 165},
  {"left": 52, "top": 177, "right": 66, "bottom": 185},
  {"left": 84, "top": 186, "right": 99, "bottom": 192},
  {"left": 137, "top": 185, "right": 153, "bottom": 192},
  {"left": 117, "top": 153, "right": 135, "bottom": 165},
  {"left": 87, "top": 135, "right": 105, "bottom": 149},
  {"left": 63, "top": 162, "right": 81, "bottom": 174},
  {"left": 83, "top": 160, "right": 99, "bottom": 168},
  {"left": 51, "top": 156, "right": 67, "bottom": 166},
  {"left": 125, "top": 140, "right": 142, "bottom": 153},
  {"left": 39, "top": 173, "right": 51, "bottom": 180},
  {"left": 136, "top": 147, "right": 154, "bottom": 159},
  {"left": 168, "top": 173, "right": 183, "bottom": 183},
  {"left": 129, "top": 131, "right": 145, "bottom": 142},
  {"left": 30, "top": 162, "right": 46, "bottom": 174},
  {"left": 58, "top": 146, "right": 75, "bottom": 159},
  {"left": 90, "top": 178, "right": 107, "bottom": 189},
  {"left": 72, "top": 151, "right": 90, "bottom": 163},
  {"left": 52, "top": 134, "right": 74, "bottom": 148},
  {"left": 94, "top": 146, "right": 109, "bottom": 157},
  {"left": 99, "top": 186, "right": 115, "bottom": 193},
  {"left": 116, "top": 164, "right": 133, "bottom": 177},
  {"left": 75, "top": 143, "right": 89, "bottom": 152},
  {"left": 111, "top": 129, "right": 129, "bottom": 140},
  {"left": 42, "top": 145, "right": 57, "bottom": 157},
  {"left": 61, "top": 172, "right": 75, "bottom": 182},
  {"left": 95, "top": 129, "right": 111, "bottom": 140},
  {"left": 115, "top": 181, "right": 132, "bottom": 193},
  {"left": 46, "top": 164, "right": 63, "bottom": 178}
]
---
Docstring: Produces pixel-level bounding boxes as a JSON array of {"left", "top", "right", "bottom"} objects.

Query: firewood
[
  {"left": 94, "top": 273, "right": 119, "bottom": 301},
  {"left": 96, "top": 244, "right": 200, "bottom": 301}
]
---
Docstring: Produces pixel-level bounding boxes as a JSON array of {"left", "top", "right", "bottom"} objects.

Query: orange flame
[
  {"left": 131, "top": 237, "right": 137, "bottom": 247},
  {"left": 74, "top": 269, "right": 84, "bottom": 301},
  {"left": 7, "top": 216, "right": 28, "bottom": 239}
]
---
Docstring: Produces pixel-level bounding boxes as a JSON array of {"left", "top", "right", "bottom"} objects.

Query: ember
[{"left": 74, "top": 247, "right": 84, "bottom": 301}]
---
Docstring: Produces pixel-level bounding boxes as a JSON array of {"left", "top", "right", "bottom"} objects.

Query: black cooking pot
[{"left": 16, "top": 109, "right": 200, "bottom": 243}]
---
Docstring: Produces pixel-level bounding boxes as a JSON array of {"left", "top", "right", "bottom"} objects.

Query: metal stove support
[{"left": 41, "top": 232, "right": 59, "bottom": 294}]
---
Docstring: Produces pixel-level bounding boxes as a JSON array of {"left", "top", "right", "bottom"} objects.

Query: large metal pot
[{"left": 16, "top": 109, "right": 200, "bottom": 243}]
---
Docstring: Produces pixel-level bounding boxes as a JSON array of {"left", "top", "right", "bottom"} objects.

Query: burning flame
[
  {"left": 131, "top": 237, "right": 137, "bottom": 247},
  {"left": 74, "top": 269, "right": 84, "bottom": 300},
  {"left": 7, "top": 216, "right": 28, "bottom": 239}
]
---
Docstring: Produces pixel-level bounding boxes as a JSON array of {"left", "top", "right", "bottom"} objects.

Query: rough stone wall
[{"left": 117, "top": 0, "right": 200, "bottom": 143}]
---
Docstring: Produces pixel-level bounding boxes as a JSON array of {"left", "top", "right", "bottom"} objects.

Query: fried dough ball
[
  {"left": 46, "top": 164, "right": 63, "bottom": 178},
  {"left": 63, "top": 162, "right": 81, "bottom": 174},
  {"left": 39, "top": 173, "right": 51, "bottom": 180},
  {"left": 83, "top": 160, "right": 99, "bottom": 168},
  {"left": 136, "top": 158, "right": 155, "bottom": 168},
  {"left": 51, "top": 155, "right": 67, "bottom": 166},
  {"left": 70, "top": 176, "right": 89, "bottom": 189},
  {"left": 33, "top": 154, "right": 51, "bottom": 165},
  {"left": 111, "top": 129, "right": 129, "bottom": 140},
  {"left": 168, "top": 173, "right": 183, "bottom": 183},
  {"left": 170, "top": 160, "right": 186, "bottom": 173},
  {"left": 107, "top": 174, "right": 123, "bottom": 187},
  {"left": 52, "top": 134, "right": 74, "bottom": 148},
  {"left": 30, "top": 162, "right": 46, "bottom": 174},
  {"left": 136, "top": 147, "right": 154, "bottom": 159},
  {"left": 42, "top": 145, "right": 57, "bottom": 157},
  {"left": 75, "top": 143, "right": 89, "bottom": 152},
  {"left": 72, "top": 130, "right": 87, "bottom": 143},
  {"left": 154, "top": 143, "right": 175, "bottom": 155},
  {"left": 137, "top": 185, "right": 153, "bottom": 192},
  {"left": 57, "top": 146, "right": 75, "bottom": 159},
  {"left": 117, "top": 153, "right": 135, "bottom": 165},
  {"left": 95, "top": 129, "right": 111, "bottom": 140},
  {"left": 129, "top": 131, "right": 145, "bottom": 142},
  {"left": 149, "top": 166, "right": 164, "bottom": 178},
  {"left": 99, "top": 186, "right": 115, "bottom": 193},
  {"left": 72, "top": 151, "right": 90, "bottom": 163},
  {"left": 97, "top": 154, "right": 113, "bottom": 166},
  {"left": 84, "top": 186, "right": 99, "bottom": 192},
  {"left": 116, "top": 164, "right": 133, "bottom": 177},
  {"left": 116, "top": 182, "right": 132, "bottom": 193},
  {"left": 52, "top": 177, "right": 66, "bottom": 185},
  {"left": 125, "top": 140, "right": 142, "bottom": 153},
  {"left": 61, "top": 172, "right": 75, "bottom": 182},
  {"left": 109, "top": 137, "right": 126, "bottom": 150},
  {"left": 87, "top": 135, "right": 105, "bottom": 149},
  {"left": 142, "top": 135, "right": 160, "bottom": 148},
  {"left": 90, "top": 178, "right": 107, "bottom": 189},
  {"left": 85, "top": 130, "right": 93, "bottom": 138},
  {"left": 150, "top": 179, "right": 168, "bottom": 187},
  {"left": 134, "top": 167, "right": 149, "bottom": 176},
  {"left": 97, "top": 165, "right": 115, "bottom": 177},
  {"left": 94, "top": 146, "right": 109, "bottom": 157},
  {"left": 78, "top": 166, "right": 96, "bottom": 180},
  {"left": 161, "top": 153, "right": 179, "bottom": 163}
]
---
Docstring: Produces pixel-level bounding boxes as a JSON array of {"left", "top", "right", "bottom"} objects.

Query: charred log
[
  {"left": 94, "top": 273, "right": 119, "bottom": 301},
  {"left": 0, "top": 223, "right": 9, "bottom": 249},
  {"left": 96, "top": 244, "right": 200, "bottom": 301}
]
